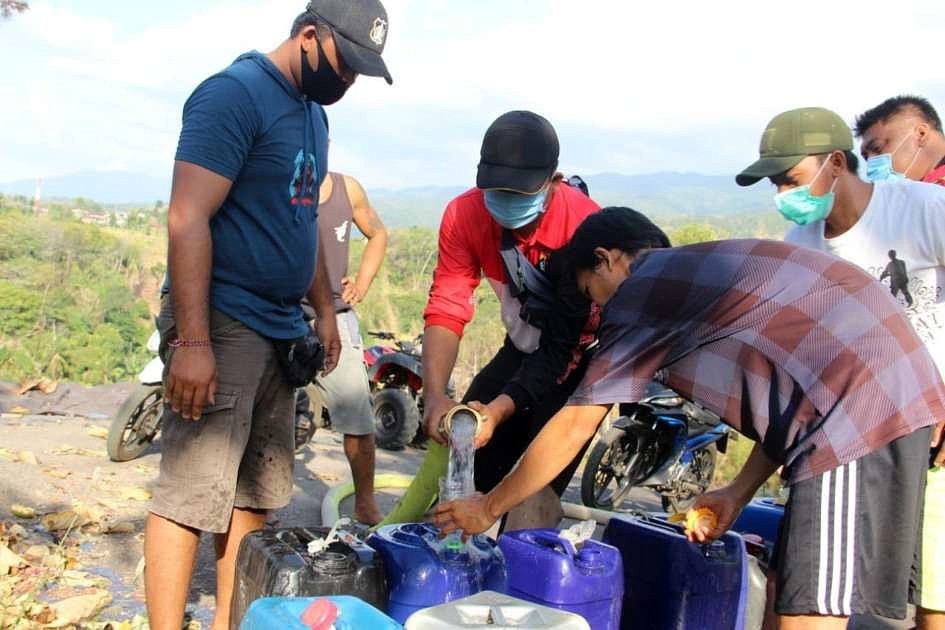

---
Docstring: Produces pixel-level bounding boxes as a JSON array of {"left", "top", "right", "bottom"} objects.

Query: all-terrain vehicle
[{"left": 365, "top": 330, "right": 427, "bottom": 451}]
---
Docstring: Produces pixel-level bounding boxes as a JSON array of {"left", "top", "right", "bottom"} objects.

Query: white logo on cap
[{"left": 369, "top": 17, "right": 387, "bottom": 46}]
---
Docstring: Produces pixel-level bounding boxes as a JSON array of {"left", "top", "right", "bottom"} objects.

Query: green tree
[
  {"left": 0, "top": 209, "right": 152, "bottom": 384},
  {"left": 669, "top": 223, "right": 721, "bottom": 246}
]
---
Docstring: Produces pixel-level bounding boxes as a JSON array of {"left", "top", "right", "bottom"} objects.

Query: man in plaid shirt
[{"left": 435, "top": 208, "right": 945, "bottom": 629}]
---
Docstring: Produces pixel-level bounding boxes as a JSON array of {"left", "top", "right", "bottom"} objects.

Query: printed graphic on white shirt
[{"left": 869, "top": 250, "right": 942, "bottom": 346}]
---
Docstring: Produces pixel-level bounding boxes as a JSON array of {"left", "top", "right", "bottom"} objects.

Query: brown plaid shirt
[{"left": 569, "top": 240, "right": 945, "bottom": 483}]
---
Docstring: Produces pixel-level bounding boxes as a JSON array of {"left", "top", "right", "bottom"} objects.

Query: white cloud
[{"left": 1, "top": 0, "right": 944, "bottom": 192}]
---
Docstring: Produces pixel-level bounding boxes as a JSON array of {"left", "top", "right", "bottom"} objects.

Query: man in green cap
[
  {"left": 738, "top": 106, "right": 945, "bottom": 628},
  {"left": 735, "top": 107, "right": 863, "bottom": 229}
]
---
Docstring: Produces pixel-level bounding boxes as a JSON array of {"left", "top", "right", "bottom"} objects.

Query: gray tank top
[{"left": 317, "top": 172, "right": 354, "bottom": 312}]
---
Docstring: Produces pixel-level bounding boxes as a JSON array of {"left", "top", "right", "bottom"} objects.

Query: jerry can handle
[{"left": 526, "top": 530, "right": 578, "bottom": 558}]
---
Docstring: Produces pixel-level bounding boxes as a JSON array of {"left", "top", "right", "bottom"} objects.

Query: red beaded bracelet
[{"left": 168, "top": 338, "right": 212, "bottom": 348}]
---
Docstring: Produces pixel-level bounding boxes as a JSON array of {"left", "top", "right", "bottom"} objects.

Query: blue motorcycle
[{"left": 581, "top": 384, "right": 731, "bottom": 513}]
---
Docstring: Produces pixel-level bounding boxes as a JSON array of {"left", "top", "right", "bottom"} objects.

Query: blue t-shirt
[{"left": 174, "top": 51, "right": 329, "bottom": 340}]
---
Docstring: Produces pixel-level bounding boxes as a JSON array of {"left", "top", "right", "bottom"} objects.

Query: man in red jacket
[{"left": 421, "top": 110, "right": 603, "bottom": 529}]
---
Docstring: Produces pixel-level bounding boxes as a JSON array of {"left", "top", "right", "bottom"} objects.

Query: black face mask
[{"left": 300, "top": 36, "right": 349, "bottom": 105}]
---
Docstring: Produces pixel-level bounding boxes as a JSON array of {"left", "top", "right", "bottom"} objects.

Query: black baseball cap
[
  {"left": 477, "top": 111, "right": 560, "bottom": 194},
  {"left": 305, "top": 0, "right": 392, "bottom": 85}
]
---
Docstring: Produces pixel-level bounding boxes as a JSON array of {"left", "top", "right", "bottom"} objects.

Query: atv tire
[{"left": 374, "top": 388, "right": 420, "bottom": 451}]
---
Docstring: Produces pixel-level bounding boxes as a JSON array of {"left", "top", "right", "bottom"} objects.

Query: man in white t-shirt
[
  {"left": 738, "top": 106, "right": 945, "bottom": 629},
  {"left": 853, "top": 95, "right": 945, "bottom": 630}
]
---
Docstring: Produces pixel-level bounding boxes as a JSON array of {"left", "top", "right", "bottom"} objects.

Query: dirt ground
[
  {"left": 0, "top": 381, "right": 429, "bottom": 627},
  {"left": 0, "top": 382, "right": 909, "bottom": 629}
]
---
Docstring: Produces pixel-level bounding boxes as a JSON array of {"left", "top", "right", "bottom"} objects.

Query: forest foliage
[
  {"left": 0, "top": 195, "right": 164, "bottom": 384},
  {"left": 0, "top": 192, "right": 786, "bottom": 489},
  {"left": 0, "top": 192, "right": 785, "bottom": 392}
]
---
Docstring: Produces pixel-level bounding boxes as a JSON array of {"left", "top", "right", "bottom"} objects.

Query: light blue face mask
[
  {"left": 483, "top": 188, "right": 548, "bottom": 229},
  {"left": 774, "top": 157, "right": 837, "bottom": 225},
  {"left": 866, "top": 132, "right": 919, "bottom": 182},
  {"left": 865, "top": 153, "right": 903, "bottom": 182}
]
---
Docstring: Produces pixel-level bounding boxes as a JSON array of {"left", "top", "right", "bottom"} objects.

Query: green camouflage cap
[{"left": 736, "top": 107, "right": 853, "bottom": 186}]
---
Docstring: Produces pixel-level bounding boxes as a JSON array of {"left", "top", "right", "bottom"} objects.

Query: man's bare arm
[
  {"left": 165, "top": 161, "right": 232, "bottom": 420},
  {"left": 343, "top": 175, "right": 388, "bottom": 304}
]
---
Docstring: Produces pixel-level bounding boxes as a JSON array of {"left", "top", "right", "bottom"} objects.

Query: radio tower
[{"left": 33, "top": 177, "right": 42, "bottom": 213}]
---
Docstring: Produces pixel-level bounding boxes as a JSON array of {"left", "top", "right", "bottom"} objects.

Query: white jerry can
[{"left": 404, "top": 590, "right": 590, "bottom": 630}]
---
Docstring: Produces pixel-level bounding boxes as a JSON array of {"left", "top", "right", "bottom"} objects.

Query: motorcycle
[
  {"left": 107, "top": 327, "right": 164, "bottom": 462},
  {"left": 365, "top": 330, "right": 428, "bottom": 451},
  {"left": 581, "top": 383, "right": 731, "bottom": 513}
]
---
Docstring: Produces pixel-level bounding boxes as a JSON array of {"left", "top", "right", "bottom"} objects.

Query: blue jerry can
[
  {"left": 239, "top": 595, "right": 402, "bottom": 629},
  {"left": 603, "top": 516, "right": 748, "bottom": 630}
]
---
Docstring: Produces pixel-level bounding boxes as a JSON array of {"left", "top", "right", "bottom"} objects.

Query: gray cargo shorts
[
  {"left": 314, "top": 310, "right": 374, "bottom": 436},
  {"left": 149, "top": 296, "right": 296, "bottom": 534}
]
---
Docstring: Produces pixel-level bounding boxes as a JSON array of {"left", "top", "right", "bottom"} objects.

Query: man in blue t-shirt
[{"left": 144, "top": 2, "right": 392, "bottom": 628}]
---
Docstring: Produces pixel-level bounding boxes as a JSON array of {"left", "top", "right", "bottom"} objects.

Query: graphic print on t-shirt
[
  {"left": 334, "top": 220, "right": 349, "bottom": 243},
  {"left": 868, "top": 251, "right": 943, "bottom": 345},
  {"left": 289, "top": 150, "right": 318, "bottom": 206},
  {"left": 879, "top": 250, "right": 915, "bottom": 307}
]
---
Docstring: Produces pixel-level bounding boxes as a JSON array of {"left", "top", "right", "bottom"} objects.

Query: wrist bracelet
[{"left": 168, "top": 338, "right": 212, "bottom": 348}]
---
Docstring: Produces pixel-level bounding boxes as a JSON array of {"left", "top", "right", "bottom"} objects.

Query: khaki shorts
[
  {"left": 150, "top": 297, "right": 296, "bottom": 534},
  {"left": 314, "top": 310, "right": 374, "bottom": 436}
]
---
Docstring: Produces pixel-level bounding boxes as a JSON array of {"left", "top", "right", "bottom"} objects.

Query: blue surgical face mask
[
  {"left": 774, "top": 157, "right": 837, "bottom": 225},
  {"left": 866, "top": 132, "right": 919, "bottom": 182},
  {"left": 483, "top": 188, "right": 548, "bottom": 229}
]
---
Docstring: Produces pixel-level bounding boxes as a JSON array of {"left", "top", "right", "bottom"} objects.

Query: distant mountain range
[
  {"left": 368, "top": 172, "right": 773, "bottom": 228},
  {"left": 0, "top": 170, "right": 773, "bottom": 228},
  {"left": 0, "top": 171, "right": 172, "bottom": 206}
]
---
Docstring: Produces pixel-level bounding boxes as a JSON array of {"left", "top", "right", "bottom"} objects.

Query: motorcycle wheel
[
  {"left": 373, "top": 388, "right": 420, "bottom": 451},
  {"left": 107, "top": 384, "right": 164, "bottom": 462},
  {"left": 661, "top": 443, "right": 717, "bottom": 513},
  {"left": 581, "top": 427, "right": 657, "bottom": 510}
]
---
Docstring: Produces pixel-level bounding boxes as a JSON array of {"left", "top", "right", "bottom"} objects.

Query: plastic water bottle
[{"left": 440, "top": 405, "right": 481, "bottom": 547}]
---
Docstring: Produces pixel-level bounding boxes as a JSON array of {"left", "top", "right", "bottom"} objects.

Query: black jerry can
[{"left": 229, "top": 526, "right": 387, "bottom": 629}]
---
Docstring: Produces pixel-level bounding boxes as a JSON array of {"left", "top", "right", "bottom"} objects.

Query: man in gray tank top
[{"left": 305, "top": 171, "right": 388, "bottom": 525}]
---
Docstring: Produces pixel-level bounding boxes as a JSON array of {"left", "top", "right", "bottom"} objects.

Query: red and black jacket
[{"left": 423, "top": 183, "right": 600, "bottom": 411}]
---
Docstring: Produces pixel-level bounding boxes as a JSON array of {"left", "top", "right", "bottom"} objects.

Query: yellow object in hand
[{"left": 669, "top": 507, "right": 718, "bottom": 534}]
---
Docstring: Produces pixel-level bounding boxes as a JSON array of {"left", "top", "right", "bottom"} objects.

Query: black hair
[
  {"left": 816, "top": 150, "right": 860, "bottom": 175},
  {"left": 567, "top": 206, "right": 671, "bottom": 271},
  {"left": 854, "top": 95, "right": 943, "bottom": 137},
  {"left": 290, "top": 11, "right": 331, "bottom": 38}
]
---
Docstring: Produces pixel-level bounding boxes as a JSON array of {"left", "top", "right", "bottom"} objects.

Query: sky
[{"left": 2, "top": 0, "right": 945, "bottom": 192}]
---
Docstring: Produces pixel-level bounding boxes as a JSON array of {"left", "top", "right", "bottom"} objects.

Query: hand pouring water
[{"left": 439, "top": 405, "right": 483, "bottom": 546}]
